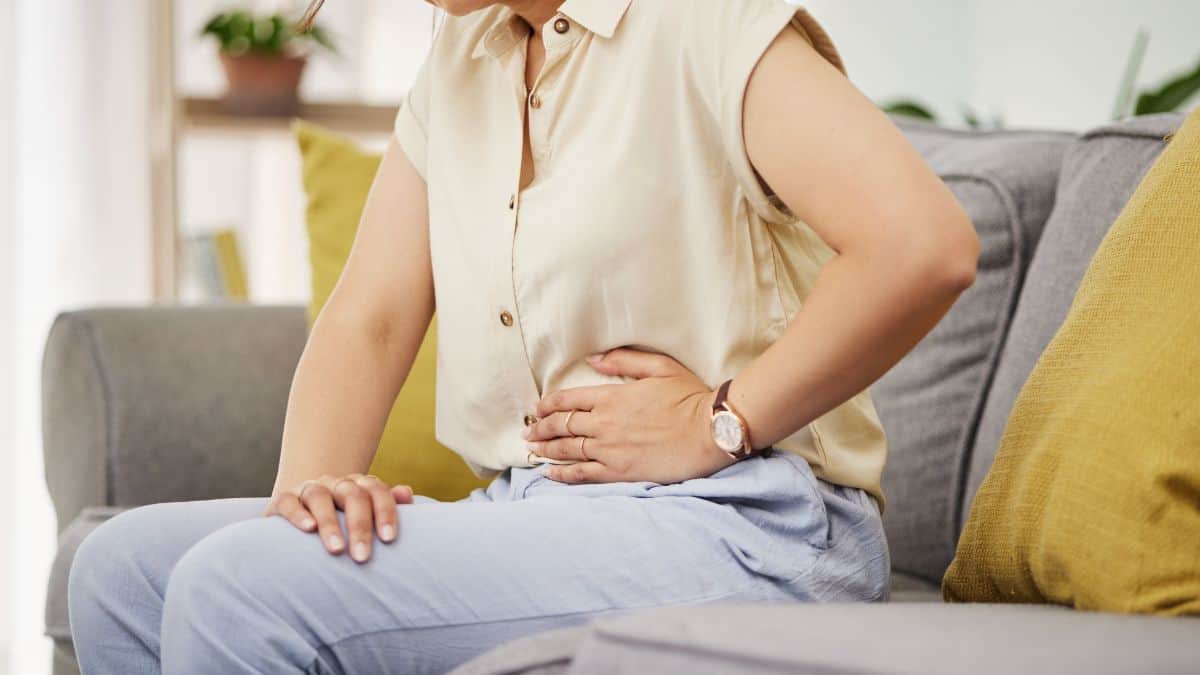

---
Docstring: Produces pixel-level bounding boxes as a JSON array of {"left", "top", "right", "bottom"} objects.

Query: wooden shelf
[{"left": 180, "top": 96, "right": 399, "bottom": 135}]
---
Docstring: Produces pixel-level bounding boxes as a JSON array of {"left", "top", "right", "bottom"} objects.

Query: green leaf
[
  {"left": 203, "top": 7, "right": 335, "bottom": 56},
  {"left": 306, "top": 25, "right": 338, "bottom": 54},
  {"left": 961, "top": 105, "right": 981, "bottom": 129},
  {"left": 1135, "top": 56, "right": 1200, "bottom": 115},
  {"left": 881, "top": 100, "right": 938, "bottom": 122}
]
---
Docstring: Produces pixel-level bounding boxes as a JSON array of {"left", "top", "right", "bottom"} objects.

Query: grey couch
[{"left": 43, "top": 113, "right": 1199, "bottom": 675}]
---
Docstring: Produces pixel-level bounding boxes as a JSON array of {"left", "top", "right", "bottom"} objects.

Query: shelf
[{"left": 179, "top": 96, "right": 399, "bottom": 135}]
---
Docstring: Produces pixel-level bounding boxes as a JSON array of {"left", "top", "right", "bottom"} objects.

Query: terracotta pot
[{"left": 218, "top": 52, "right": 308, "bottom": 116}]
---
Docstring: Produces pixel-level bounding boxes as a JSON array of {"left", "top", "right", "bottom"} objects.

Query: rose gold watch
[{"left": 710, "top": 379, "right": 762, "bottom": 460}]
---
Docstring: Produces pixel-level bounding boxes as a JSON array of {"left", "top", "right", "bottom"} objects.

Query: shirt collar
[{"left": 472, "top": 0, "right": 633, "bottom": 60}]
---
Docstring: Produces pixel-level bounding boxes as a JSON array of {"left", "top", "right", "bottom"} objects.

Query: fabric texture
[
  {"left": 452, "top": 603, "right": 1200, "bottom": 675},
  {"left": 68, "top": 452, "right": 887, "bottom": 674},
  {"left": 45, "top": 507, "right": 124, "bottom": 640},
  {"left": 294, "top": 121, "right": 489, "bottom": 500},
  {"left": 964, "top": 114, "right": 1183, "bottom": 521},
  {"left": 943, "top": 109, "right": 1200, "bottom": 614},
  {"left": 872, "top": 120, "right": 1073, "bottom": 583},
  {"left": 392, "top": 0, "right": 888, "bottom": 504},
  {"left": 41, "top": 306, "right": 307, "bottom": 531}
]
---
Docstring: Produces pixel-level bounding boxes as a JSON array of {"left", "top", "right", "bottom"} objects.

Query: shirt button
[
  {"left": 499, "top": 310, "right": 514, "bottom": 327},
  {"left": 553, "top": 18, "right": 570, "bottom": 34},
  {"left": 528, "top": 92, "right": 542, "bottom": 109},
  {"left": 523, "top": 414, "right": 538, "bottom": 426}
]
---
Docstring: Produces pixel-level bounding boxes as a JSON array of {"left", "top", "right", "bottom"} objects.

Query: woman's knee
[
  {"left": 68, "top": 503, "right": 183, "bottom": 632},
  {"left": 160, "top": 517, "right": 328, "bottom": 669}
]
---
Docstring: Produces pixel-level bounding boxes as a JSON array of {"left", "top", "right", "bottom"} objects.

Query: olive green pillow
[
  {"left": 294, "top": 120, "right": 489, "bottom": 501},
  {"left": 943, "top": 109, "right": 1200, "bottom": 615}
]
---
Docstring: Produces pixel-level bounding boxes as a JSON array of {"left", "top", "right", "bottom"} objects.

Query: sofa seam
[
  {"left": 79, "top": 315, "right": 118, "bottom": 507},
  {"left": 891, "top": 117, "right": 1077, "bottom": 141},
  {"left": 932, "top": 172, "right": 1030, "bottom": 571}
]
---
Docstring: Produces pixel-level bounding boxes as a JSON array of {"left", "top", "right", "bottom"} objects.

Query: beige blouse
[{"left": 394, "top": 0, "right": 888, "bottom": 505}]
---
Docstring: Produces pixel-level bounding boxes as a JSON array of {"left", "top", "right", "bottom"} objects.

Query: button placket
[
  {"left": 489, "top": 35, "right": 544, "bottom": 418},
  {"left": 525, "top": 22, "right": 579, "bottom": 165}
]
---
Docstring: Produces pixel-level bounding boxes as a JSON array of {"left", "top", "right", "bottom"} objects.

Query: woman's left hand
[{"left": 524, "top": 348, "right": 737, "bottom": 484}]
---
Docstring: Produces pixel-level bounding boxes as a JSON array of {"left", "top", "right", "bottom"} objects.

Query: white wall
[
  {"left": 0, "top": 0, "right": 17, "bottom": 670},
  {"left": 802, "top": 0, "right": 978, "bottom": 124},
  {"left": 971, "top": 0, "right": 1200, "bottom": 130},
  {"left": 5, "top": 2, "right": 155, "bottom": 674},
  {"left": 802, "top": 0, "right": 1200, "bottom": 130}
]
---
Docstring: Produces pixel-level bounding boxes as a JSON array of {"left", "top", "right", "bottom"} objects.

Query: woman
[{"left": 69, "top": 0, "right": 978, "bottom": 673}]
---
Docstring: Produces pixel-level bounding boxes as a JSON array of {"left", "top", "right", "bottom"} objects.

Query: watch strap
[{"left": 713, "top": 379, "right": 733, "bottom": 414}]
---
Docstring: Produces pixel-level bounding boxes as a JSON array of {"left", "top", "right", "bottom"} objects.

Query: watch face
[{"left": 712, "top": 410, "right": 745, "bottom": 452}]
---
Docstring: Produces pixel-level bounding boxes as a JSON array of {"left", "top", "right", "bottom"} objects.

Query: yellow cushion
[
  {"left": 942, "top": 109, "right": 1200, "bottom": 615},
  {"left": 293, "top": 121, "right": 490, "bottom": 501}
]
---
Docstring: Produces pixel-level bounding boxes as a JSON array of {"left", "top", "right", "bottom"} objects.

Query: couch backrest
[
  {"left": 876, "top": 120, "right": 1074, "bottom": 583},
  {"left": 877, "top": 114, "right": 1183, "bottom": 586},
  {"left": 962, "top": 114, "right": 1182, "bottom": 525}
]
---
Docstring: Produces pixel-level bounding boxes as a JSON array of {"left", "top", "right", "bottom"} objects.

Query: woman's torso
[{"left": 395, "top": 0, "right": 888, "bottom": 506}]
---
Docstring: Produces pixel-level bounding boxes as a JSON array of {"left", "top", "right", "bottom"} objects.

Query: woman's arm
[
  {"left": 264, "top": 137, "right": 434, "bottom": 560},
  {"left": 526, "top": 27, "right": 977, "bottom": 483},
  {"left": 727, "top": 26, "right": 979, "bottom": 448}
]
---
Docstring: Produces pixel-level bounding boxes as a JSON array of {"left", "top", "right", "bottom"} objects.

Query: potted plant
[{"left": 201, "top": 9, "right": 336, "bottom": 116}]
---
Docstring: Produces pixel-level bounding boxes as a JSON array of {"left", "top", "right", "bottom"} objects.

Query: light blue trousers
[{"left": 68, "top": 452, "right": 889, "bottom": 674}]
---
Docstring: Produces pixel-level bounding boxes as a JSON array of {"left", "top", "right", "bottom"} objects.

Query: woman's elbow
[
  {"left": 898, "top": 204, "right": 979, "bottom": 299},
  {"left": 938, "top": 206, "right": 979, "bottom": 294}
]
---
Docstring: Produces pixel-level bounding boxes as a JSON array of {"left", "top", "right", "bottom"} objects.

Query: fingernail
[
  {"left": 328, "top": 535, "right": 344, "bottom": 551},
  {"left": 526, "top": 442, "right": 539, "bottom": 453},
  {"left": 585, "top": 353, "right": 604, "bottom": 363},
  {"left": 301, "top": 517, "right": 315, "bottom": 530},
  {"left": 380, "top": 524, "right": 395, "bottom": 541},
  {"left": 352, "top": 542, "right": 369, "bottom": 562},
  {"left": 521, "top": 426, "right": 531, "bottom": 439}
]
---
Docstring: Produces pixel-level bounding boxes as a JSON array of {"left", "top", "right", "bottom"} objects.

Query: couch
[{"left": 43, "top": 113, "right": 1199, "bottom": 674}]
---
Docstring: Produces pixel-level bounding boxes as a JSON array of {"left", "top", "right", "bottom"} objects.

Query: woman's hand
[
  {"left": 524, "top": 349, "right": 736, "bottom": 485},
  {"left": 263, "top": 474, "right": 415, "bottom": 562}
]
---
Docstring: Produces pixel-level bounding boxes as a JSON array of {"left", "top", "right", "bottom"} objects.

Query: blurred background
[{"left": 1, "top": 1, "right": 1197, "bottom": 673}]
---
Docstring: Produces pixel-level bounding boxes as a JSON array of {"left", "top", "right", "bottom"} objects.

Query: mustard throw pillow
[
  {"left": 294, "top": 121, "right": 490, "bottom": 501},
  {"left": 943, "top": 109, "right": 1200, "bottom": 615}
]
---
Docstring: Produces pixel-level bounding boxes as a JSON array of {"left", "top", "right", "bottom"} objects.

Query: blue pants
[{"left": 68, "top": 452, "right": 889, "bottom": 674}]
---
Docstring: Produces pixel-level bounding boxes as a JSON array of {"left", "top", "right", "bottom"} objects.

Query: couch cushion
[
  {"left": 944, "top": 108, "right": 1200, "bottom": 613},
  {"left": 964, "top": 114, "right": 1184, "bottom": 524},
  {"left": 590, "top": 604, "right": 1200, "bottom": 675},
  {"left": 875, "top": 120, "right": 1073, "bottom": 583},
  {"left": 452, "top": 604, "right": 1200, "bottom": 675},
  {"left": 44, "top": 506, "right": 125, "bottom": 641}
]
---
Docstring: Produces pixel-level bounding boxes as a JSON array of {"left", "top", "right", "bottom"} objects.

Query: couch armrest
[{"left": 42, "top": 304, "right": 308, "bottom": 533}]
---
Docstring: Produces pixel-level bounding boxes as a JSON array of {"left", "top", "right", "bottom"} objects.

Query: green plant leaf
[
  {"left": 201, "top": 8, "right": 336, "bottom": 56},
  {"left": 307, "top": 25, "right": 338, "bottom": 54},
  {"left": 881, "top": 100, "right": 938, "bottom": 122},
  {"left": 1135, "top": 56, "right": 1200, "bottom": 115}
]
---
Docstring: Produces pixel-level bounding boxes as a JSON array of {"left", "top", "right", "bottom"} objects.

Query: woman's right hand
[{"left": 264, "top": 474, "right": 414, "bottom": 563}]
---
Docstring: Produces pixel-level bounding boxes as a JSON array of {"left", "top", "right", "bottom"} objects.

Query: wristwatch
[{"left": 710, "top": 379, "right": 763, "bottom": 460}]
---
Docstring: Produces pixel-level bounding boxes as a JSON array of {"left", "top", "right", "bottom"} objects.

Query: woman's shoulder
[
  {"left": 630, "top": 0, "right": 844, "bottom": 78},
  {"left": 626, "top": 0, "right": 825, "bottom": 60}
]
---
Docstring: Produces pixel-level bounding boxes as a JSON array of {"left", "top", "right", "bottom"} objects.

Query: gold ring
[
  {"left": 579, "top": 436, "right": 589, "bottom": 461},
  {"left": 564, "top": 409, "right": 577, "bottom": 436},
  {"left": 297, "top": 479, "right": 321, "bottom": 501}
]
